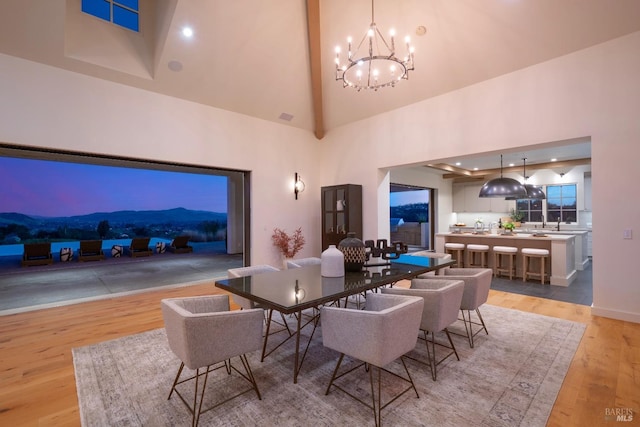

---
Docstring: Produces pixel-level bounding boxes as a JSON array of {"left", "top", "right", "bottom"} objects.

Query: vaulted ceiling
[{"left": 1, "top": 0, "right": 640, "bottom": 144}]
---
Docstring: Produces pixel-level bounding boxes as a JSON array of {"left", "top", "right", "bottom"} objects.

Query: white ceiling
[{"left": 0, "top": 0, "right": 638, "bottom": 164}]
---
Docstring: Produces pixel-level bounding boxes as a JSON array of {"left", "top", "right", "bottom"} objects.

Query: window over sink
[{"left": 514, "top": 184, "right": 577, "bottom": 224}]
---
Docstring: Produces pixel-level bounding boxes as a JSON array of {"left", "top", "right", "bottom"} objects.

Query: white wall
[
  {"left": 0, "top": 53, "right": 322, "bottom": 269},
  {"left": 1, "top": 30, "right": 638, "bottom": 323},
  {"left": 320, "top": 32, "right": 640, "bottom": 323}
]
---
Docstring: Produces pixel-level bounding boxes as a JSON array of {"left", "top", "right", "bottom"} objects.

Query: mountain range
[{"left": 0, "top": 208, "right": 226, "bottom": 227}]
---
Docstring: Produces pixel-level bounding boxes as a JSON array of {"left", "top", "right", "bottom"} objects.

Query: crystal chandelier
[{"left": 334, "top": 0, "right": 415, "bottom": 91}]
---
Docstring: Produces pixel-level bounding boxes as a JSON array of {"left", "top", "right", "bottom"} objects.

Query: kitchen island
[
  {"left": 516, "top": 229, "right": 589, "bottom": 271},
  {"left": 435, "top": 232, "right": 577, "bottom": 286}
]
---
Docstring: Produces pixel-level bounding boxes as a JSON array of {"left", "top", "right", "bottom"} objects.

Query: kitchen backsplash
[{"left": 453, "top": 211, "right": 592, "bottom": 230}]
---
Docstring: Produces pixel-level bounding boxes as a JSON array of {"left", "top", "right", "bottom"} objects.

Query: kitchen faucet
[
  {"left": 541, "top": 214, "right": 546, "bottom": 228},
  {"left": 557, "top": 217, "right": 561, "bottom": 231}
]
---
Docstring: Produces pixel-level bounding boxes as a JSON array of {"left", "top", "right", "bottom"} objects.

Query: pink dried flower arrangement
[{"left": 271, "top": 227, "right": 305, "bottom": 258}]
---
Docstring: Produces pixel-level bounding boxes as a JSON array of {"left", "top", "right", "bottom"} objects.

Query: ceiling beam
[{"left": 306, "top": 0, "right": 324, "bottom": 140}]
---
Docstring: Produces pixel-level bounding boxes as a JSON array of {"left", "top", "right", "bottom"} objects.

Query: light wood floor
[{"left": 0, "top": 283, "right": 638, "bottom": 426}]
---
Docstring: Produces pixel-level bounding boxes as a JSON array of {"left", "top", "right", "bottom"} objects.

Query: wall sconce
[{"left": 294, "top": 172, "right": 305, "bottom": 200}]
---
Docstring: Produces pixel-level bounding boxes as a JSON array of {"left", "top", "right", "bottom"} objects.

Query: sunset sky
[
  {"left": 0, "top": 156, "right": 228, "bottom": 217},
  {"left": 390, "top": 189, "right": 429, "bottom": 207}
]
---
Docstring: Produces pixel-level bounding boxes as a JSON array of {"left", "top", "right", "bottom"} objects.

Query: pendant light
[
  {"left": 478, "top": 155, "right": 528, "bottom": 198},
  {"left": 506, "top": 158, "right": 546, "bottom": 200}
]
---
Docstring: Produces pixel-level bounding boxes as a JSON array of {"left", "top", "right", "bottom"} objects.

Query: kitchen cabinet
[
  {"left": 452, "top": 183, "right": 513, "bottom": 213},
  {"left": 489, "top": 195, "right": 512, "bottom": 214},
  {"left": 452, "top": 184, "right": 466, "bottom": 212},
  {"left": 321, "top": 184, "right": 362, "bottom": 251},
  {"left": 584, "top": 174, "right": 592, "bottom": 211},
  {"left": 465, "top": 185, "right": 491, "bottom": 212}
]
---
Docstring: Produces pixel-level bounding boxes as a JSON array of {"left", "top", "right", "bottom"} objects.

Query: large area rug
[{"left": 73, "top": 305, "right": 585, "bottom": 426}]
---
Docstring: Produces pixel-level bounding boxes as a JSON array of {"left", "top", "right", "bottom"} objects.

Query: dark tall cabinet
[{"left": 321, "top": 184, "right": 363, "bottom": 251}]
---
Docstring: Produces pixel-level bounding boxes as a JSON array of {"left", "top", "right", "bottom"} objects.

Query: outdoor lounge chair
[
  {"left": 21, "top": 242, "right": 54, "bottom": 267},
  {"left": 78, "top": 240, "right": 105, "bottom": 262},
  {"left": 167, "top": 235, "right": 193, "bottom": 254},
  {"left": 127, "top": 237, "right": 152, "bottom": 257}
]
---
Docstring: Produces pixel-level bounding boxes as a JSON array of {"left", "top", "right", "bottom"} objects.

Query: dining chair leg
[
  {"left": 325, "top": 353, "right": 345, "bottom": 395},
  {"left": 168, "top": 362, "right": 185, "bottom": 399},
  {"left": 261, "top": 310, "right": 274, "bottom": 361},
  {"left": 423, "top": 330, "right": 437, "bottom": 381},
  {"left": 192, "top": 366, "right": 210, "bottom": 427},
  {"left": 239, "top": 354, "right": 262, "bottom": 400},
  {"left": 369, "top": 365, "right": 382, "bottom": 427},
  {"left": 444, "top": 329, "right": 460, "bottom": 361}
]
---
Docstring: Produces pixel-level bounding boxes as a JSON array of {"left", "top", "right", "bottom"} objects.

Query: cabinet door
[
  {"left": 323, "top": 188, "right": 335, "bottom": 234},
  {"left": 452, "top": 184, "right": 466, "bottom": 212},
  {"left": 490, "top": 197, "right": 512, "bottom": 213},
  {"left": 322, "top": 184, "right": 362, "bottom": 250},
  {"left": 584, "top": 174, "right": 592, "bottom": 211},
  {"left": 465, "top": 184, "right": 491, "bottom": 212},
  {"left": 335, "top": 187, "right": 347, "bottom": 234}
]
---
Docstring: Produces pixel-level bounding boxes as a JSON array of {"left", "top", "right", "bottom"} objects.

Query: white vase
[
  {"left": 282, "top": 257, "right": 293, "bottom": 269},
  {"left": 321, "top": 245, "right": 345, "bottom": 277}
]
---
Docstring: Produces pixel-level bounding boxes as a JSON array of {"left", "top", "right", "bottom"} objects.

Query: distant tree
[
  {"left": 390, "top": 203, "right": 429, "bottom": 223},
  {"left": 1, "top": 223, "right": 31, "bottom": 241},
  {"left": 97, "top": 220, "right": 110, "bottom": 239},
  {"left": 133, "top": 226, "right": 149, "bottom": 237},
  {"left": 198, "top": 220, "right": 224, "bottom": 235}
]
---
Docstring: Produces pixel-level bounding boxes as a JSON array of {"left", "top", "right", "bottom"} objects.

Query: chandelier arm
[
  {"left": 373, "top": 26, "right": 394, "bottom": 56},
  {"left": 352, "top": 32, "right": 370, "bottom": 64}
]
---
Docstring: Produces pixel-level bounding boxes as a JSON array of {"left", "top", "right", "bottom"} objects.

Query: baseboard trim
[{"left": 591, "top": 304, "right": 640, "bottom": 324}]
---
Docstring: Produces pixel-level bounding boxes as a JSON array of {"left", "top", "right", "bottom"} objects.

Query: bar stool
[
  {"left": 522, "top": 248, "right": 550, "bottom": 284},
  {"left": 444, "top": 242, "right": 465, "bottom": 268},
  {"left": 493, "top": 246, "right": 517, "bottom": 280},
  {"left": 466, "top": 244, "right": 489, "bottom": 268}
]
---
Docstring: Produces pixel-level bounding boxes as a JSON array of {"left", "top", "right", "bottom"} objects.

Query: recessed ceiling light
[
  {"left": 455, "top": 162, "right": 461, "bottom": 166},
  {"left": 182, "top": 27, "right": 194, "bottom": 38},
  {"left": 508, "top": 163, "right": 515, "bottom": 167},
  {"left": 473, "top": 167, "right": 479, "bottom": 171},
  {"left": 551, "top": 158, "right": 557, "bottom": 162},
  {"left": 279, "top": 112, "right": 294, "bottom": 122}
]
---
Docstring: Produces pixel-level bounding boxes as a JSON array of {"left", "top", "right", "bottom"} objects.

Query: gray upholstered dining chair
[
  {"left": 227, "top": 265, "right": 292, "bottom": 359},
  {"left": 382, "top": 278, "right": 465, "bottom": 380},
  {"left": 161, "top": 295, "right": 263, "bottom": 427},
  {"left": 437, "top": 268, "right": 493, "bottom": 348},
  {"left": 227, "top": 264, "right": 280, "bottom": 310},
  {"left": 285, "top": 257, "right": 321, "bottom": 268},
  {"left": 321, "top": 293, "right": 424, "bottom": 427},
  {"left": 410, "top": 250, "right": 452, "bottom": 276}
]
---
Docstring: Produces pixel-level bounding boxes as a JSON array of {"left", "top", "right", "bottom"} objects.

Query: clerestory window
[{"left": 82, "top": 0, "right": 139, "bottom": 32}]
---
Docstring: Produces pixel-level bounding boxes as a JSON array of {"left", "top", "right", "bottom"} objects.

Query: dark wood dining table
[{"left": 214, "top": 254, "right": 456, "bottom": 383}]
